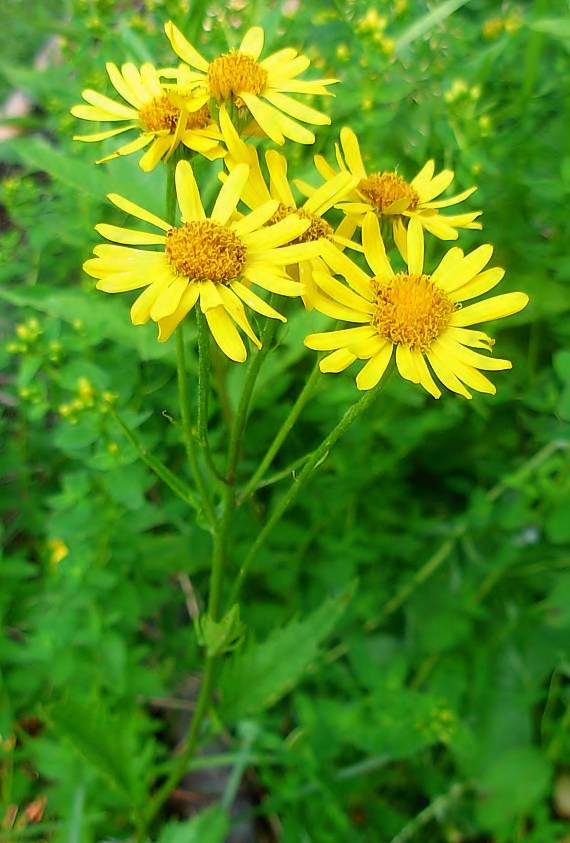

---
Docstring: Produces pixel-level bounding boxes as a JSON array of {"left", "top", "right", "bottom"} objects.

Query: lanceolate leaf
[{"left": 220, "top": 583, "right": 355, "bottom": 721}]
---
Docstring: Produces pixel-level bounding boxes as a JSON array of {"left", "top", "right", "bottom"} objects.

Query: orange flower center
[
  {"left": 359, "top": 172, "right": 419, "bottom": 213},
  {"left": 139, "top": 94, "right": 211, "bottom": 133},
  {"left": 165, "top": 221, "right": 247, "bottom": 283},
  {"left": 372, "top": 272, "right": 454, "bottom": 351},
  {"left": 207, "top": 51, "right": 268, "bottom": 106},
  {"left": 270, "top": 204, "right": 334, "bottom": 243}
]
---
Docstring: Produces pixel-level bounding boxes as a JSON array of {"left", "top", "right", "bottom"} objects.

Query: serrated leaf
[
  {"left": 44, "top": 698, "right": 143, "bottom": 808},
  {"left": 220, "top": 583, "right": 355, "bottom": 721},
  {"left": 156, "top": 806, "right": 229, "bottom": 843}
]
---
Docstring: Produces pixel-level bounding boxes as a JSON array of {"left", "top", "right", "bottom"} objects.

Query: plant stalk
[{"left": 229, "top": 374, "right": 391, "bottom": 605}]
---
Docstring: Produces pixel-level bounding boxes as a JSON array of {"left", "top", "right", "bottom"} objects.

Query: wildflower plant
[{"left": 66, "top": 8, "right": 530, "bottom": 837}]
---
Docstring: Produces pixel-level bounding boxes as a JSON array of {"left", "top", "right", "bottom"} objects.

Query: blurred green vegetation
[{"left": 1, "top": 0, "right": 569, "bottom": 841}]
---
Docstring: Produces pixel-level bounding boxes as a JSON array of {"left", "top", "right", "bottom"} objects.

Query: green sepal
[{"left": 195, "top": 604, "right": 245, "bottom": 657}]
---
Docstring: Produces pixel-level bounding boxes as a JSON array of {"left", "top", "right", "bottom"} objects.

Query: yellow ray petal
[
  {"left": 410, "top": 160, "right": 435, "bottom": 193},
  {"left": 150, "top": 276, "right": 189, "bottom": 320},
  {"left": 309, "top": 289, "right": 370, "bottom": 323},
  {"left": 217, "top": 285, "right": 261, "bottom": 347},
  {"left": 240, "top": 93, "right": 284, "bottom": 144},
  {"left": 204, "top": 304, "right": 247, "bottom": 362},
  {"left": 450, "top": 267, "right": 505, "bottom": 303},
  {"left": 340, "top": 127, "right": 366, "bottom": 178},
  {"left": 96, "top": 133, "right": 153, "bottom": 164},
  {"left": 423, "top": 186, "right": 477, "bottom": 209},
  {"left": 396, "top": 344, "right": 420, "bottom": 384},
  {"left": 260, "top": 48, "right": 298, "bottom": 70},
  {"left": 105, "top": 62, "right": 143, "bottom": 107},
  {"left": 242, "top": 215, "right": 309, "bottom": 250},
  {"left": 253, "top": 241, "right": 323, "bottom": 265},
  {"left": 139, "top": 136, "right": 172, "bottom": 171},
  {"left": 239, "top": 27, "right": 264, "bottom": 59},
  {"left": 406, "top": 218, "right": 424, "bottom": 275},
  {"left": 119, "top": 63, "right": 152, "bottom": 107},
  {"left": 270, "top": 106, "right": 316, "bottom": 144},
  {"left": 95, "top": 271, "right": 151, "bottom": 293},
  {"left": 417, "top": 169, "right": 454, "bottom": 203},
  {"left": 164, "top": 21, "right": 209, "bottom": 71},
  {"left": 427, "top": 348, "right": 472, "bottom": 399},
  {"left": 264, "top": 91, "right": 330, "bottom": 125},
  {"left": 95, "top": 224, "right": 166, "bottom": 246},
  {"left": 412, "top": 351, "right": 441, "bottom": 398},
  {"left": 176, "top": 159, "right": 206, "bottom": 221},
  {"left": 158, "top": 284, "right": 200, "bottom": 341},
  {"left": 430, "top": 246, "right": 464, "bottom": 289},
  {"left": 438, "top": 335, "right": 511, "bottom": 371},
  {"left": 231, "top": 280, "right": 286, "bottom": 321},
  {"left": 356, "top": 343, "right": 392, "bottom": 390},
  {"left": 446, "top": 326, "right": 495, "bottom": 350},
  {"left": 131, "top": 276, "right": 171, "bottom": 325},
  {"left": 210, "top": 163, "right": 249, "bottom": 224},
  {"left": 199, "top": 281, "right": 224, "bottom": 312},
  {"left": 265, "top": 149, "right": 296, "bottom": 206},
  {"left": 108, "top": 193, "right": 170, "bottom": 231},
  {"left": 73, "top": 124, "right": 136, "bottom": 142},
  {"left": 319, "top": 240, "right": 374, "bottom": 299},
  {"left": 441, "top": 352, "right": 497, "bottom": 395},
  {"left": 313, "top": 270, "right": 374, "bottom": 314},
  {"left": 320, "top": 348, "right": 357, "bottom": 373},
  {"left": 450, "top": 292, "right": 529, "bottom": 327},
  {"left": 303, "top": 172, "right": 356, "bottom": 216},
  {"left": 362, "top": 213, "right": 393, "bottom": 279},
  {"left": 81, "top": 89, "right": 138, "bottom": 119},
  {"left": 71, "top": 104, "right": 130, "bottom": 122},
  {"left": 305, "top": 325, "right": 376, "bottom": 351},
  {"left": 243, "top": 265, "right": 304, "bottom": 296},
  {"left": 442, "top": 245, "right": 494, "bottom": 291},
  {"left": 232, "top": 201, "right": 280, "bottom": 236},
  {"left": 314, "top": 153, "right": 338, "bottom": 181}
]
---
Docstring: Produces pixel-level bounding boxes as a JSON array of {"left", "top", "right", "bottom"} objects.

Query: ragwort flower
[
  {"left": 305, "top": 213, "right": 528, "bottom": 398},
  {"left": 83, "top": 161, "right": 323, "bottom": 361},
  {"left": 72, "top": 63, "right": 223, "bottom": 171},
  {"left": 218, "top": 105, "right": 358, "bottom": 308},
  {"left": 164, "top": 22, "right": 337, "bottom": 145},
  {"left": 304, "top": 127, "right": 482, "bottom": 247}
]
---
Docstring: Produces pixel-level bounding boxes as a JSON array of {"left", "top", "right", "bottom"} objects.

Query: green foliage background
[{"left": 1, "top": 0, "right": 569, "bottom": 840}]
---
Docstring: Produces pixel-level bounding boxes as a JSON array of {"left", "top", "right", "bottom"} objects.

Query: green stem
[
  {"left": 229, "top": 376, "right": 390, "bottom": 605},
  {"left": 111, "top": 410, "right": 200, "bottom": 511},
  {"left": 212, "top": 315, "right": 280, "bottom": 615},
  {"left": 175, "top": 326, "right": 217, "bottom": 528},
  {"left": 196, "top": 306, "right": 226, "bottom": 484},
  {"left": 238, "top": 360, "right": 321, "bottom": 505},
  {"left": 142, "top": 656, "right": 215, "bottom": 829}
]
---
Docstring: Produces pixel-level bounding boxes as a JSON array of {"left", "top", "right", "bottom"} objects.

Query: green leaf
[
  {"left": 477, "top": 746, "right": 551, "bottom": 834},
  {"left": 220, "top": 584, "right": 355, "bottom": 721},
  {"left": 196, "top": 604, "right": 245, "bottom": 657},
  {"left": 156, "top": 806, "right": 229, "bottom": 843},
  {"left": 44, "top": 698, "right": 144, "bottom": 808}
]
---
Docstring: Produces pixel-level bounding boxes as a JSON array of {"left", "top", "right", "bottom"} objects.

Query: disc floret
[{"left": 165, "top": 221, "right": 247, "bottom": 283}]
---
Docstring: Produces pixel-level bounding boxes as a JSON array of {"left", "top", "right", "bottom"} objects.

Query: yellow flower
[
  {"left": 72, "top": 62, "right": 224, "bottom": 171},
  {"left": 83, "top": 161, "right": 323, "bottom": 361},
  {"left": 305, "top": 127, "right": 482, "bottom": 245},
  {"left": 219, "top": 105, "right": 358, "bottom": 309},
  {"left": 305, "top": 213, "right": 529, "bottom": 398},
  {"left": 47, "top": 538, "right": 69, "bottom": 569},
  {"left": 164, "top": 22, "right": 337, "bottom": 145}
]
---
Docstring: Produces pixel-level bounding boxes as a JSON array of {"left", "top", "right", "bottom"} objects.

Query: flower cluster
[{"left": 75, "top": 21, "right": 528, "bottom": 399}]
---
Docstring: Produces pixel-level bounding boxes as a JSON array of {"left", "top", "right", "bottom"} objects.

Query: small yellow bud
[
  {"left": 15, "top": 324, "right": 30, "bottom": 340},
  {"left": 58, "top": 403, "right": 73, "bottom": 417},
  {"left": 336, "top": 44, "right": 349, "bottom": 60},
  {"left": 102, "top": 390, "right": 117, "bottom": 404},
  {"left": 47, "top": 538, "right": 69, "bottom": 570},
  {"left": 483, "top": 17, "right": 503, "bottom": 40},
  {"left": 107, "top": 441, "right": 119, "bottom": 454}
]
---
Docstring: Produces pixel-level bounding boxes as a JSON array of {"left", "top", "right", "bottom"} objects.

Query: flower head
[
  {"left": 83, "top": 161, "right": 324, "bottom": 361},
  {"left": 164, "top": 22, "right": 338, "bottom": 145},
  {"left": 218, "top": 105, "right": 358, "bottom": 308},
  {"left": 305, "top": 214, "right": 529, "bottom": 398},
  {"left": 303, "top": 127, "right": 482, "bottom": 244},
  {"left": 72, "top": 62, "right": 224, "bottom": 171}
]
